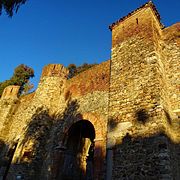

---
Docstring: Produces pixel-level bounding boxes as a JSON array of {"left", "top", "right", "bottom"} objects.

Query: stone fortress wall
[
  {"left": 108, "top": 2, "right": 180, "bottom": 179},
  {"left": 0, "top": 1, "right": 179, "bottom": 180}
]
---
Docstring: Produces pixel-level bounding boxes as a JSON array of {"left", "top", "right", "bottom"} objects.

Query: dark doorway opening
[{"left": 62, "top": 120, "right": 95, "bottom": 180}]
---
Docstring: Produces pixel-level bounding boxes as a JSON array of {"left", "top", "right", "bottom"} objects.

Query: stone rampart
[{"left": 0, "top": 2, "right": 179, "bottom": 180}]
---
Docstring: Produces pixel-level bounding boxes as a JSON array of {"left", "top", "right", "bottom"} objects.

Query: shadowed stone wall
[
  {"left": 0, "top": 2, "right": 179, "bottom": 180},
  {"left": 0, "top": 62, "right": 110, "bottom": 180},
  {"left": 107, "top": 3, "right": 180, "bottom": 180}
]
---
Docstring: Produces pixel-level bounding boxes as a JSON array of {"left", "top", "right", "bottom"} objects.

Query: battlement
[
  {"left": 109, "top": 1, "right": 163, "bottom": 31},
  {"left": 110, "top": 1, "right": 163, "bottom": 47},
  {"left": 1, "top": 85, "right": 20, "bottom": 100},
  {"left": 0, "top": 2, "right": 179, "bottom": 180},
  {"left": 41, "top": 64, "right": 69, "bottom": 79}
]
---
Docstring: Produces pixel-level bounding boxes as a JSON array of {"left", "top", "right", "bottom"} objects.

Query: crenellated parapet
[
  {"left": 1, "top": 85, "right": 20, "bottom": 100},
  {"left": 41, "top": 64, "right": 69, "bottom": 79},
  {"left": 0, "top": 2, "right": 179, "bottom": 180},
  {"left": 34, "top": 64, "right": 69, "bottom": 112}
]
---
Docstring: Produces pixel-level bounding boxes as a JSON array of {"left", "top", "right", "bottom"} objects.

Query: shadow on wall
[
  {"left": 50, "top": 99, "right": 104, "bottom": 180},
  {"left": 0, "top": 139, "right": 19, "bottom": 180},
  {"left": 108, "top": 118, "right": 119, "bottom": 132},
  {"left": 108, "top": 108, "right": 151, "bottom": 130},
  {"left": 112, "top": 132, "right": 180, "bottom": 180},
  {"left": 0, "top": 139, "right": 7, "bottom": 163},
  {"left": 135, "top": 108, "right": 173, "bottom": 125},
  {"left": 1, "top": 98, "right": 104, "bottom": 180},
  {"left": 107, "top": 107, "right": 180, "bottom": 180},
  {"left": 0, "top": 139, "right": 9, "bottom": 179},
  {"left": 5, "top": 108, "right": 54, "bottom": 180},
  {"left": 2, "top": 103, "right": 179, "bottom": 179},
  {"left": 135, "top": 108, "right": 149, "bottom": 124}
]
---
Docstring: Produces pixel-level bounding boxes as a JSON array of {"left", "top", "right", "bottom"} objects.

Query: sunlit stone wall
[{"left": 0, "top": 3, "right": 179, "bottom": 180}]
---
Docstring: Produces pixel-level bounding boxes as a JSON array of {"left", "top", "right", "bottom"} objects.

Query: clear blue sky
[{"left": 0, "top": 0, "right": 179, "bottom": 89}]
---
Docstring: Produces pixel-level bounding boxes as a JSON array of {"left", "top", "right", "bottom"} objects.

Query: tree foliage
[
  {"left": 67, "top": 63, "right": 97, "bottom": 78},
  {"left": 0, "top": 0, "right": 27, "bottom": 17},
  {"left": 67, "top": 64, "right": 77, "bottom": 79},
  {"left": 22, "top": 80, "right": 34, "bottom": 95},
  {"left": 0, "top": 64, "right": 34, "bottom": 97}
]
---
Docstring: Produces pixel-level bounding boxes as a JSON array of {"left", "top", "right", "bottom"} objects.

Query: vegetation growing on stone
[{"left": 0, "top": 64, "right": 34, "bottom": 97}]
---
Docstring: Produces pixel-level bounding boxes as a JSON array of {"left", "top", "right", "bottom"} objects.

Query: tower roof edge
[{"left": 109, "top": 1, "right": 163, "bottom": 31}]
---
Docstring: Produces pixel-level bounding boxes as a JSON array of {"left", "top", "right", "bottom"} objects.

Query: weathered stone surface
[{"left": 0, "top": 2, "right": 179, "bottom": 180}]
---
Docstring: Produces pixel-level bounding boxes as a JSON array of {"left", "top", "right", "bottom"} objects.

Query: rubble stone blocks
[{"left": 0, "top": 2, "right": 179, "bottom": 180}]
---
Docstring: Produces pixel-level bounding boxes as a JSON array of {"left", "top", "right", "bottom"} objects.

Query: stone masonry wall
[
  {"left": 108, "top": 7, "right": 164, "bottom": 145},
  {"left": 0, "top": 2, "right": 179, "bottom": 180},
  {"left": 44, "top": 61, "right": 110, "bottom": 180},
  {"left": 0, "top": 61, "right": 110, "bottom": 180},
  {"left": 160, "top": 23, "right": 180, "bottom": 139},
  {"left": 108, "top": 5, "right": 180, "bottom": 180}
]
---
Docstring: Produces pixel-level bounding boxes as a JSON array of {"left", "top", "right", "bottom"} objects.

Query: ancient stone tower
[{"left": 0, "top": 1, "right": 179, "bottom": 180}]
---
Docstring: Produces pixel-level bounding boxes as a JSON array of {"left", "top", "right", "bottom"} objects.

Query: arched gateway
[
  {"left": 53, "top": 113, "right": 106, "bottom": 180},
  {"left": 62, "top": 120, "right": 95, "bottom": 180}
]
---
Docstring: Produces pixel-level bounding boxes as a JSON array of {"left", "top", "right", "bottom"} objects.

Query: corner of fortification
[
  {"left": 1, "top": 85, "right": 20, "bottom": 100},
  {"left": 34, "top": 64, "right": 69, "bottom": 112},
  {"left": 110, "top": 1, "right": 163, "bottom": 47},
  {"left": 41, "top": 64, "right": 69, "bottom": 79}
]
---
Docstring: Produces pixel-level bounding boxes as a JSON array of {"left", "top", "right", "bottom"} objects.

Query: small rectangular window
[{"left": 136, "top": 18, "right": 139, "bottom": 25}]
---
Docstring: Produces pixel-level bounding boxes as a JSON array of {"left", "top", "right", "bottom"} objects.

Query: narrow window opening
[
  {"left": 10, "top": 88, "right": 13, "bottom": 93},
  {"left": 52, "top": 65, "right": 56, "bottom": 75},
  {"left": 136, "top": 18, "right": 139, "bottom": 25}
]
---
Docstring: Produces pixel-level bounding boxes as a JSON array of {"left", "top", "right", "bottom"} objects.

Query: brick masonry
[{"left": 0, "top": 2, "right": 179, "bottom": 180}]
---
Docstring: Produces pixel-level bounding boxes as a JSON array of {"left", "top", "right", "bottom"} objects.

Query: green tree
[
  {"left": 22, "top": 80, "right": 34, "bottom": 95},
  {"left": 67, "top": 64, "right": 77, "bottom": 78},
  {"left": 0, "top": 0, "right": 27, "bottom": 17},
  {"left": 0, "top": 64, "right": 34, "bottom": 97}
]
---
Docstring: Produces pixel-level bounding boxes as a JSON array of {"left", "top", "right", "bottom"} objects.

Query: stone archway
[{"left": 62, "top": 120, "right": 95, "bottom": 180}]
